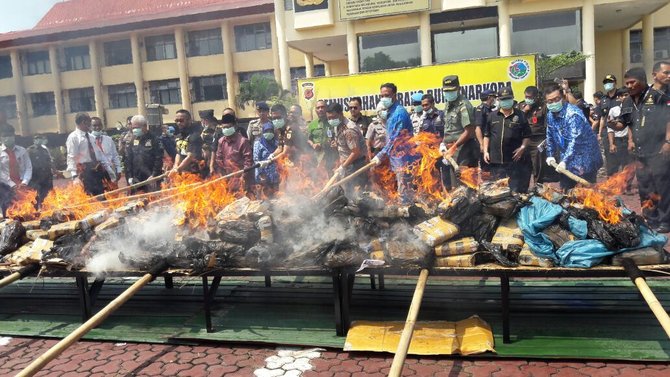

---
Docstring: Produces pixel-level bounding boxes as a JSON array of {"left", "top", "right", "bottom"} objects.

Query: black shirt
[
  {"left": 350, "top": 115, "right": 372, "bottom": 138},
  {"left": 127, "top": 133, "right": 164, "bottom": 181},
  {"left": 619, "top": 85, "right": 670, "bottom": 157},
  {"left": 519, "top": 101, "right": 546, "bottom": 140},
  {"left": 27, "top": 145, "right": 52, "bottom": 183},
  {"left": 484, "top": 108, "right": 532, "bottom": 165},
  {"left": 175, "top": 125, "right": 204, "bottom": 171},
  {"left": 473, "top": 103, "right": 492, "bottom": 128}
]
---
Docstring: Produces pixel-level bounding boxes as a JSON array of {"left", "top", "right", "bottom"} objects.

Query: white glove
[
  {"left": 268, "top": 153, "right": 275, "bottom": 161},
  {"left": 370, "top": 156, "right": 381, "bottom": 166},
  {"left": 556, "top": 161, "right": 567, "bottom": 172},
  {"left": 335, "top": 166, "right": 345, "bottom": 178},
  {"left": 258, "top": 160, "right": 271, "bottom": 168},
  {"left": 546, "top": 157, "right": 557, "bottom": 166},
  {"left": 128, "top": 178, "right": 135, "bottom": 185},
  {"left": 439, "top": 143, "right": 448, "bottom": 154}
]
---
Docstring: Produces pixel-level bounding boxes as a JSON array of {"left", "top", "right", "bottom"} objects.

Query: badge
[
  {"left": 512, "top": 115, "right": 519, "bottom": 123},
  {"left": 133, "top": 140, "right": 140, "bottom": 146},
  {"left": 326, "top": 128, "right": 333, "bottom": 138},
  {"left": 145, "top": 140, "right": 152, "bottom": 147},
  {"left": 531, "top": 116, "right": 538, "bottom": 124},
  {"left": 286, "top": 130, "right": 292, "bottom": 140}
]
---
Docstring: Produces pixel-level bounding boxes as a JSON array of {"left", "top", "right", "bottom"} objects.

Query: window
[
  {"left": 104, "top": 39, "right": 132, "bottom": 66},
  {"left": 234, "top": 22, "right": 272, "bottom": 52},
  {"left": 433, "top": 27, "right": 498, "bottom": 63},
  {"left": 149, "top": 79, "right": 181, "bottom": 105},
  {"left": 238, "top": 69, "right": 274, "bottom": 84},
  {"left": 22, "top": 51, "right": 51, "bottom": 76},
  {"left": 289, "top": 64, "right": 325, "bottom": 94},
  {"left": 630, "top": 27, "right": 670, "bottom": 64},
  {"left": 69, "top": 87, "right": 95, "bottom": 112},
  {"left": 31, "top": 92, "right": 56, "bottom": 117},
  {"left": 146, "top": 34, "right": 177, "bottom": 61},
  {"left": 187, "top": 29, "right": 223, "bottom": 57},
  {"left": 511, "top": 10, "right": 581, "bottom": 55},
  {"left": 108, "top": 84, "right": 137, "bottom": 109},
  {"left": 64, "top": 45, "right": 91, "bottom": 71},
  {"left": 0, "top": 55, "right": 12, "bottom": 79},
  {"left": 0, "top": 96, "right": 17, "bottom": 119},
  {"left": 359, "top": 29, "right": 421, "bottom": 72},
  {"left": 191, "top": 75, "right": 227, "bottom": 102}
]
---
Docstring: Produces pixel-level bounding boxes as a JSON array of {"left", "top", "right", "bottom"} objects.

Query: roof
[{"left": 0, "top": 0, "right": 274, "bottom": 47}]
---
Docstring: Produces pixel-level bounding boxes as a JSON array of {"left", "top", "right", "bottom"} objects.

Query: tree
[
  {"left": 361, "top": 51, "right": 420, "bottom": 72},
  {"left": 236, "top": 74, "right": 296, "bottom": 109},
  {"left": 536, "top": 51, "right": 590, "bottom": 84}
]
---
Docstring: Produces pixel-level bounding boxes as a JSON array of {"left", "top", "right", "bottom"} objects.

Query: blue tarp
[{"left": 517, "top": 197, "right": 668, "bottom": 268}]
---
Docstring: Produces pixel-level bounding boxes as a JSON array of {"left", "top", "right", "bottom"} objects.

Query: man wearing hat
[
  {"left": 0, "top": 125, "right": 32, "bottom": 216},
  {"left": 597, "top": 74, "right": 619, "bottom": 170},
  {"left": 440, "top": 75, "right": 476, "bottom": 189},
  {"left": 247, "top": 102, "right": 272, "bottom": 147},
  {"left": 27, "top": 133, "right": 54, "bottom": 207},
  {"left": 518, "top": 86, "right": 550, "bottom": 183},
  {"left": 410, "top": 92, "right": 425, "bottom": 135},
  {"left": 483, "top": 87, "right": 532, "bottom": 193}
]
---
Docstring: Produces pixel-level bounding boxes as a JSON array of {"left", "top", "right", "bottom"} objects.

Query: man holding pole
[
  {"left": 326, "top": 102, "right": 368, "bottom": 195},
  {"left": 125, "top": 115, "right": 164, "bottom": 193}
]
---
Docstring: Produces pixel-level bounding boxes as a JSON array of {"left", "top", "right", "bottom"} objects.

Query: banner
[
  {"left": 298, "top": 55, "right": 537, "bottom": 114},
  {"left": 339, "top": 0, "right": 431, "bottom": 21}
]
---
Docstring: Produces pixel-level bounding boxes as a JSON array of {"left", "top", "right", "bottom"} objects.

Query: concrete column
[
  {"left": 642, "top": 14, "right": 654, "bottom": 80},
  {"left": 346, "top": 21, "right": 359, "bottom": 74},
  {"left": 324, "top": 62, "right": 332, "bottom": 77},
  {"left": 273, "top": 0, "right": 292, "bottom": 91},
  {"left": 304, "top": 53, "right": 314, "bottom": 78},
  {"left": 88, "top": 40, "right": 105, "bottom": 120},
  {"left": 221, "top": 21, "right": 237, "bottom": 110},
  {"left": 130, "top": 33, "right": 146, "bottom": 116},
  {"left": 9, "top": 51, "right": 27, "bottom": 135},
  {"left": 269, "top": 17, "right": 282, "bottom": 83},
  {"left": 622, "top": 28, "right": 631, "bottom": 74},
  {"left": 498, "top": 0, "right": 511, "bottom": 57},
  {"left": 48, "top": 46, "right": 66, "bottom": 133},
  {"left": 174, "top": 27, "right": 191, "bottom": 111},
  {"left": 582, "top": 0, "right": 596, "bottom": 103},
  {"left": 419, "top": 11, "right": 432, "bottom": 65}
]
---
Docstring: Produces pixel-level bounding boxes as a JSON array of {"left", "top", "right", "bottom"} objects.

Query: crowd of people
[{"left": 0, "top": 61, "right": 667, "bottom": 233}]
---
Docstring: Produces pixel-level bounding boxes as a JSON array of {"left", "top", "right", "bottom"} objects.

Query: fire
[
  {"left": 169, "top": 173, "right": 237, "bottom": 228},
  {"left": 6, "top": 187, "right": 38, "bottom": 220},
  {"left": 570, "top": 164, "right": 637, "bottom": 224},
  {"left": 405, "top": 132, "right": 448, "bottom": 202},
  {"left": 642, "top": 193, "right": 661, "bottom": 210},
  {"left": 41, "top": 184, "right": 106, "bottom": 221},
  {"left": 459, "top": 167, "right": 481, "bottom": 189},
  {"left": 370, "top": 160, "right": 398, "bottom": 201}
]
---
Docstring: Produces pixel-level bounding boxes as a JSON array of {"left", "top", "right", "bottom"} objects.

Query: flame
[
  {"left": 168, "top": 173, "right": 237, "bottom": 228},
  {"left": 41, "top": 184, "right": 107, "bottom": 221},
  {"left": 570, "top": 164, "right": 637, "bottom": 224},
  {"left": 459, "top": 167, "right": 481, "bottom": 189},
  {"left": 370, "top": 160, "right": 399, "bottom": 201},
  {"left": 642, "top": 193, "right": 661, "bottom": 210},
  {"left": 6, "top": 187, "right": 38, "bottom": 220},
  {"left": 405, "top": 132, "right": 448, "bottom": 202}
]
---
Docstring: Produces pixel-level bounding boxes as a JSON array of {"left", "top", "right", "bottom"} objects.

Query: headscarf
[{"left": 259, "top": 123, "right": 277, "bottom": 153}]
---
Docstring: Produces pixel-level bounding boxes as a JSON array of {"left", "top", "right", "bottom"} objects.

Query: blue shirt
[
  {"left": 253, "top": 139, "right": 279, "bottom": 184},
  {"left": 546, "top": 103, "right": 602, "bottom": 176},
  {"left": 375, "top": 101, "right": 417, "bottom": 171}
]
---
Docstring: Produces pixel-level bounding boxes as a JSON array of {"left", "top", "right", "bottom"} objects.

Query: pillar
[
  {"left": 622, "top": 28, "right": 631, "bottom": 74},
  {"left": 642, "top": 14, "right": 654, "bottom": 80},
  {"left": 174, "top": 27, "right": 192, "bottom": 111},
  {"left": 273, "top": 0, "right": 292, "bottom": 91},
  {"left": 346, "top": 21, "right": 359, "bottom": 74},
  {"left": 304, "top": 53, "right": 314, "bottom": 78},
  {"left": 498, "top": 0, "right": 511, "bottom": 57},
  {"left": 9, "top": 51, "right": 27, "bottom": 135},
  {"left": 582, "top": 0, "right": 596, "bottom": 103},
  {"left": 221, "top": 21, "right": 237, "bottom": 110},
  {"left": 324, "top": 62, "right": 332, "bottom": 77},
  {"left": 48, "top": 46, "right": 66, "bottom": 133},
  {"left": 419, "top": 11, "right": 432, "bottom": 66},
  {"left": 130, "top": 33, "right": 146, "bottom": 116},
  {"left": 88, "top": 40, "right": 105, "bottom": 120},
  {"left": 269, "top": 17, "right": 282, "bottom": 84}
]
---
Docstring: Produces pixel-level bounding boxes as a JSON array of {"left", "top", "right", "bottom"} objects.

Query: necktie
[
  {"left": 85, "top": 133, "right": 98, "bottom": 163},
  {"left": 5, "top": 148, "right": 20, "bottom": 185},
  {"left": 96, "top": 137, "right": 103, "bottom": 152}
]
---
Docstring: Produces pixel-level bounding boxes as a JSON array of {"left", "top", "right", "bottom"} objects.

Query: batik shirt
[{"left": 546, "top": 103, "right": 602, "bottom": 175}]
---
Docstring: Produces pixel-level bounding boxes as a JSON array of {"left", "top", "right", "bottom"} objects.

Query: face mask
[
  {"left": 414, "top": 105, "right": 422, "bottom": 114},
  {"left": 604, "top": 82, "right": 615, "bottom": 92},
  {"left": 222, "top": 127, "right": 235, "bottom": 137},
  {"left": 379, "top": 110, "right": 388, "bottom": 120},
  {"left": 426, "top": 108, "right": 434, "bottom": 115},
  {"left": 525, "top": 98, "right": 535, "bottom": 106},
  {"left": 41, "top": 138, "right": 48, "bottom": 146},
  {"left": 499, "top": 99, "right": 514, "bottom": 110},
  {"left": 444, "top": 90, "right": 459, "bottom": 102},
  {"left": 263, "top": 133, "right": 275, "bottom": 141},
  {"left": 547, "top": 101, "right": 564, "bottom": 113},
  {"left": 132, "top": 128, "right": 143, "bottom": 138},
  {"left": 91, "top": 130, "right": 102, "bottom": 138},
  {"left": 328, "top": 118, "right": 341, "bottom": 127},
  {"left": 2, "top": 136, "right": 15, "bottom": 148},
  {"left": 379, "top": 97, "right": 392, "bottom": 109},
  {"left": 272, "top": 118, "right": 285, "bottom": 129},
  {"left": 34, "top": 138, "right": 43, "bottom": 146}
]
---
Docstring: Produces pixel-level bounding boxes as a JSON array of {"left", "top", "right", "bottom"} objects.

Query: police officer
[
  {"left": 27, "top": 133, "right": 53, "bottom": 207},
  {"left": 126, "top": 115, "right": 164, "bottom": 193},
  {"left": 615, "top": 67, "right": 670, "bottom": 233},
  {"left": 474, "top": 90, "right": 496, "bottom": 165},
  {"left": 483, "top": 87, "right": 532, "bottom": 193},
  {"left": 597, "top": 75, "right": 619, "bottom": 172},
  {"left": 270, "top": 103, "right": 308, "bottom": 163},
  {"left": 118, "top": 115, "right": 134, "bottom": 185},
  {"left": 198, "top": 109, "right": 218, "bottom": 178},
  {"left": 170, "top": 109, "right": 205, "bottom": 177},
  {"left": 247, "top": 102, "right": 271, "bottom": 147},
  {"left": 439, "top": 75, "right": 476, "bottom": 189},
  {"left": 409, "top": 92, "right": 424, "bottom": 135},
  {"left": 518, "top": 85, "right": 549, "bottom": 182},
  {"left": 348, "top": 97, "right": 372, "bottom": 138}
]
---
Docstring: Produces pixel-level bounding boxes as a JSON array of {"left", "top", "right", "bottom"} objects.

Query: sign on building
[{"left": 339, "top": 0, "right": 431, "bottom": 21}]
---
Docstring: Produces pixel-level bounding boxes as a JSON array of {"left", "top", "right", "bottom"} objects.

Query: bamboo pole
[
  {"left": 323, "top": 162, "right": 375, "bottom": 192},
  {"left": 389, "top": 268, "right": 429, "bottom": 377},
  {"left": 549, "top": 161, "right": 590, "bottom": 186},
  {"left": 0, "top": 264, "right": 39, "bottom": 289},
  {"left": 84, "top": 173, "right": 168, "bottom": 203},
  {"left": 16, "top": 261, "right": 169, "bottom": 377},
  {"left": 311, "top": 172, "right": 342, "bottom": 201},
  {"left": 622, "top": 259, "right": 670, "bottom": 339}
]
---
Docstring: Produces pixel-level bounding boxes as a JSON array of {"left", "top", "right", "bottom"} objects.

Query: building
[{"left": 0, "top": 0, "right": 668, "bottom": 136}]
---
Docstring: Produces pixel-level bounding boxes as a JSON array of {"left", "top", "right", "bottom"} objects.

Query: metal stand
[
  {"left": 75, "top": 276, "right": 105, "bottom": 321},
  {"left": 500, "top": 275, "right": 511, "bottom": 344},
  {"left": 164, "top": 276, "right": 174, "bottom": 289},
  {"left": 202, "top": 276, "right": 222, "bottom": 333}
]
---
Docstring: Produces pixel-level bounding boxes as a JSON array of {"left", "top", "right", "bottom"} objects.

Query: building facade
[{"left": 0, "top": 0, "right": 668, "bottom": 135}]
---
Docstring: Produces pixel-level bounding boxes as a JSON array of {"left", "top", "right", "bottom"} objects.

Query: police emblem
[{"left": 302, "top": 82, "right": 315, "bottom": 101}]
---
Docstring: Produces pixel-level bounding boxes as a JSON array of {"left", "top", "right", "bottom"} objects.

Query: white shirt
[
  {"left": 606, "top": 105, "right": 629, "bottom": 138},
  {"left": 66, "top": 128, "right": 114, "bottom": 178},
  {"left": 0, "top": 145, "right": 32, "bottom": 188},
  {"left": 94, "top": 134, "right": 122, "bottom": 174}
]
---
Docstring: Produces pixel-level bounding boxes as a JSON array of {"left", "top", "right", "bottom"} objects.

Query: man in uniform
[
  {"left": 125, "top": 115, "right": 164, "bottom": 193},
  {"left": 0, "top": 125, "right": 32, "bottom": 216},
  {"left": 27, "top": 133, "right": 53, "bottom": 207},
  {"left": 307, "top": 100, "right": 337, "bottom": 170},
  {"left": 199, "top": 109, "right": 219, "bottom": 178},
  {"left": 614, "top": 67, "right": 670, "bottom": 233},
  {"left": 652, "top": 61, "right": 670, "bottom": 96},
  {"left": 348, "top": 97, "right": 372, "bottom": 138},
  {"left": 270, "top": 103, "right": 308, "bottom": 163},
  {"left": 171, "top": 109, "right": 205, "bottom": 177},
  {"left": 519, "top": 86, "right": 549, "bottom": 182},
  {"left": 439, "top": 75, "right": 476, "bottom": 189},
  {"left": 326, "top": 102, "right": 367, "bottom": 194},
  {"left": 214, "top": 118, "right": 253, "bottom": 194},
  {"left": 366, "top": 104, "right": 387, "bottom": 159},
  {"left": 409, "top": 92, "right": 424, "bottom": 135},
  {"left": 91, "top": 117, "right": 122, "bottom": 186},
  {"left": 483, "top": 87, "right": 532, "bottom": 193},
  {"left": 418, "top": 93, "right": 445, "bottom": 136},
  {"left": 118, "top": 115, "right": 134, "bottom": 184},
  {"left": 597, "top": 75, "right": 619, "bottom": 173},
  {"left": 246, "top": 102, "right": 271, "bottom": 147}
]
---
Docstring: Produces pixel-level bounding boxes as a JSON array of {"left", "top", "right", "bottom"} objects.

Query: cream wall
[
  {"left": 595, "top": 30, "right": 624, "bottom": 90},
  {"left": 0, "top": 78, "right": 13, "bottom": 96}
]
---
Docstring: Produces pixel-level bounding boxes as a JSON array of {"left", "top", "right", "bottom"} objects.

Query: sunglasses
[
  {"left": 349, "top": 106, "right": 359, "bottom": 110},
  {"left": 270, "top": 116, "right": 283, "bottom": 120}
]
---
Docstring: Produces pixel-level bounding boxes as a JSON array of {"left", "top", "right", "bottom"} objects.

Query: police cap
[
  {"left": 411, "top": 92, "right": 424, "bottom": 104},
  {"left": 480, "top": 89, "right": 496, "bottom": 101},
  {"left": 442, "top": 75, "right": 460, "bottom": 90},
  {"left": 498, "top": 86, "right": 514, "bottom": 100},
  {"left": 603, "top": 74, "right": 617, "bottom": 83},
  {"left": 256, "top": 101, "right": 270, "bottom": 111}
]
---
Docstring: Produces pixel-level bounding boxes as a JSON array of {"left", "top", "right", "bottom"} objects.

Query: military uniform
[
  {"left": 175, "top": 124, "right": 205, "bottom": 176},
  {"left": 619, "top": 85, "right": 670, "bottom": 229},
  {"left": 27, "top": 144, "right": 53, "bottom": 206},
  {"left": 350, "top": 115, "right": 372, "bottom": 140},
  {"left": 418, "top": 110, "right": 445, "bottom": 136},
  {"left": 520, "top": 100, "right": 551, "bottom": 182},
  {"left": 307, "top": 118, "right": 337, "bottom": 170},
  {"left": 126, "top": 131, "right": 164, "bottom": 192},
  {"left": 118, "top": 130, "right": 134, "bottom": 184},
  {"left": 277, "top": 124, "right": 308, "bottom": 163},
  {"left": 443, "top": 94, "right": 477, "bottom": 166}
]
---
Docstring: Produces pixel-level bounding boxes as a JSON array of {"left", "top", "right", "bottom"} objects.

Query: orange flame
[
  {"left": 168, "top": 173, "right": 237, "bottom": 228},
  {"left": 459, "top": 167, "right": 481, "bottom": 190},
  {"left": 404, "top": 132, "right": 449, "bottom": 202},
  {"left": 642, "top": 193, "right": 661, "bottom": 210},
  {"left": 571, "top": 164, "right": 637, "bottom": 224},
  {"left": 6, "top": 187, "right": 38, "bottom": 220},
  {"left": 40, "top": 184, "right": 107, "bottom": 221}
]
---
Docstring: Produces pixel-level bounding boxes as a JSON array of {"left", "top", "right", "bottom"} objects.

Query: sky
[{"left": 0, "top": 0, "right": 62, "bottom": 33}]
